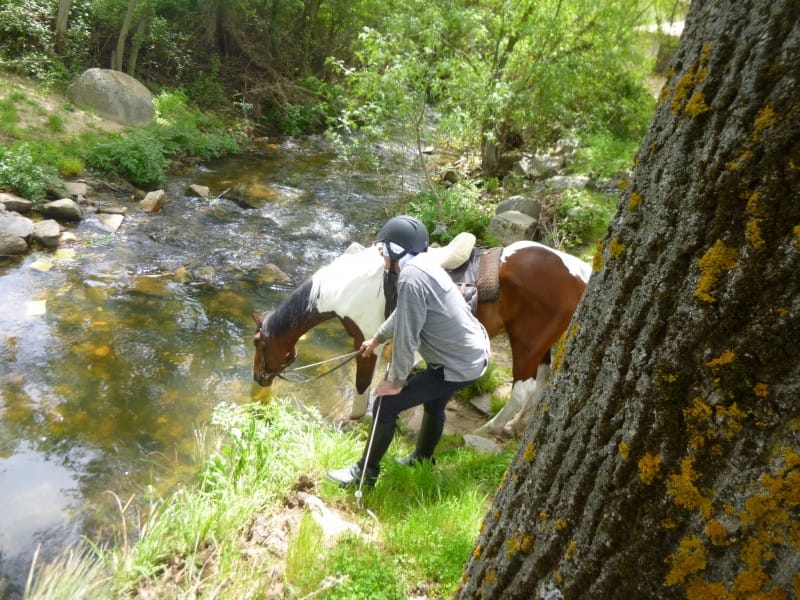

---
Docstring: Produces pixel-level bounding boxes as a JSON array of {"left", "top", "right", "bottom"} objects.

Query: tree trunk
[
  {"left": 459, "top": 1, "right": 800, "bottom": 598},
  {"left": 54, "top": 0, "right": 72, "bottom": 54},
  {"left": 112, "top": 0, "right": 138, "bottom": 72},
  {"left": 126, "top": 6, "right": 151, "bottom": 75}
]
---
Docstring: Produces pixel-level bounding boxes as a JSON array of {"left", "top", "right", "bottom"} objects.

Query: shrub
[
  {"left": 0, "top": 142, "right": 57, "bottom": 201},
  {"left": 409, "top": 183, "right": 492, "bottom": 244},
  {"left": 84, "top": 129, "right": 167, "bottom": 187},
  {"left": 549, "top": 188, "right": 615, "bottom": 253}
]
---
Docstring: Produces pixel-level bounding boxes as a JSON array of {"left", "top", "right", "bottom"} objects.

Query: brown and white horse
[{"left": 252, "top": 240, "right": 590, "bottom": 436}]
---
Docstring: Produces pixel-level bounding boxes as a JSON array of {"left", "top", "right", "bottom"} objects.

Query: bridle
[{"left": 254, "top": 322, "right": 362, "bottom": 385}]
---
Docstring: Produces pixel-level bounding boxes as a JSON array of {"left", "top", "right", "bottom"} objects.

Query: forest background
[{"left": 1, "top": 0, "right": 686, "bottom": 251}]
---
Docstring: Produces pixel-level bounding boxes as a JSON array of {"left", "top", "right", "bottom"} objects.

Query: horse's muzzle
[{"left": 254, "top": 371, "right": 276, "bottom": 386}]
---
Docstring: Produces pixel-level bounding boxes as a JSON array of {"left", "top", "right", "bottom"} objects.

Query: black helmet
[{"left": 377, "top": 215, "right": 429, "bottom": 256}]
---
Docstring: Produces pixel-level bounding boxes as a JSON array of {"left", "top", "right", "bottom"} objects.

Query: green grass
[{"left": 24, "top": 399, "right": 516, "bottom": 599}]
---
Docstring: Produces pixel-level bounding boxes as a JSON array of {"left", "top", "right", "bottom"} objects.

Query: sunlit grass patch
[{"left": 25, "top": 398, "right": 515, "bottom": 599}]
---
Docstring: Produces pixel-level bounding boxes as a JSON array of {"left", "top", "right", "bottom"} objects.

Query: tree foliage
[{"left": 333, "top": 0, "right": 658, "bottom": 173}]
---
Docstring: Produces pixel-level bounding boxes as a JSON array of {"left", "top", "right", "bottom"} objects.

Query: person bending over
[{"left": 328, "top": 215, "right": 490, "bottom": 488}]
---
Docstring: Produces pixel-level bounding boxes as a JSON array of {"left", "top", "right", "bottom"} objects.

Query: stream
[{"left": 0, "top": 136, "right": 423, "bottom": 597}]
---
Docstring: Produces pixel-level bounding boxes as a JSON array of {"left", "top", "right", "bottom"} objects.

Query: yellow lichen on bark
[
  {"left": 609, "top": 237, "right": 626, "bottom": 259},
  {"left": 752, "top": 104, "right": 777, "bottom": 141},
  {"left": 665, "top": 535, "right": 707, "bottom": 586},
  {"left": 552, "top": 324, "right": 579, "bottom": 373},
  {"left": 666, "top": 456, "right": 713, "bottom": 519},
  {"left": 628, "top": 191, "right": 642, "bottom": 211},
  {"left": 707, "top": 349, "right": 735, "bottom": 368},
  {"left": 619, "top": 440, "right": 630, "bottom": 460},
  {"left": 684, "top": 397, "right": 713, "bottom": 450},
  {"left": 638, "top": 453, "right": 662, "bottom": 484},
  {"left": 694, "top": 240, "right": 739, "bottom": 303},
  {"left": 670, "top": 43, "right": 713, "bottom": 115},
  {"left": 685, "top": 91, "right": 710, "bottom": 116},
  {"left": 592, "top": 240, "right": 604, "bottom": 272}
]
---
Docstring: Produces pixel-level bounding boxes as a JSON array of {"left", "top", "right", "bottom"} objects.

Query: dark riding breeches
[{"left": 374, "top": 366, "right": 476, "bottom": 426}]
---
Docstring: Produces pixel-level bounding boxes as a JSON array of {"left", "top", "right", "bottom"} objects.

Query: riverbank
[{"left": 25, "top": 399, "right": 517, "bottom": 599}]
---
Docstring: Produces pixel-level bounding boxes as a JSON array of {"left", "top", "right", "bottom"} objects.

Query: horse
[{"left": 252, "top": 236, "right": 591, "bottom": 436}]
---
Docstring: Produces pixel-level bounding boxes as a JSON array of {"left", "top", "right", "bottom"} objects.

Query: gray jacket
[{"left": 375, "top": 252, "right": 490, "bottom": 387}]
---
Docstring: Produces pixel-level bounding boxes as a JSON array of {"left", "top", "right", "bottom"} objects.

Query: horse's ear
[{"left": 252, "top": 312, "right": 263, "bottom": 329}]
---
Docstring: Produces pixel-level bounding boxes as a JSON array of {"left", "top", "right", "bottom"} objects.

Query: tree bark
[
  {"left": 54, "top": 0, "right": 72, "bottom": 54},
  {"left": 459, "top": 1, "right": 800, "bottom": 598},
  {"left": 112, "top": 0, "right": 138, "bottom": 72}
]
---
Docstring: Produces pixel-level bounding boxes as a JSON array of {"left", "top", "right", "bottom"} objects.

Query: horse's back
[{"left": 502, "top": 241, "right": 591, "bottom": 284}]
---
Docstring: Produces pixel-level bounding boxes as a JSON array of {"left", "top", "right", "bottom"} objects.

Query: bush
[
  {"left": 0, "top": 142, "right": 58, "bottom": 201},
  {"left": 84, "top": 129, "right": 167, "bottom": 187},
  {"left": 409, "top": 183, "right": 492, "bottom": 244},
  {"left": 549, "top": 188, "right": 615, "bottom": 253},
  {"left": 84, "top": 91, "right": 243, "bottom": 187}
]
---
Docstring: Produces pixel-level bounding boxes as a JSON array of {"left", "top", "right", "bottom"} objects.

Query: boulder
[
  {"left": 67, "top": 68, "right": 154, "bottom": 126},
  {"left": 95, "top": 213, "right": 124, "bottom": 233},
  {"left": 0, "top": 212, "right": 34, "bottom": 239},
  {"left": 541, "top": 175, "right": 591, "bottom": 190},
  {"left": 0, "top": 193, "right": 33, "bottom": 213},
  {"left": 487, "top": 210, "right": 537, "bottom": 245},
  {"left": 32, "top": 220, "right": 61, "bottom": 248},
  {"left": 496, "top": 195, "right": 541, "bottom": 220},
  {"left": 139, "top": 189, "right": 167, "bottom": 212},
  {"left": 187, "top": 184, "right": 210, "bottom": 199},
  {"left": 518, "top": 153, "right": 563, "bottom": 180},
  {"left": 64, "top": 181, "right": 89, "bottom": 197},
  {"left": 0, "top": 230, "right": 28, "bottom": 255},
  {"left": 40, "top": 198, "right": 83, "bottom": 221}
]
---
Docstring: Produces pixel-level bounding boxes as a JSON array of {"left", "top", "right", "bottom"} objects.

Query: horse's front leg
[
  {"left": 504, "top": 362, "right": 551, "bottom": 436},
  {"left": 340, "top": 316, "right": 377, "bottom": 418}
]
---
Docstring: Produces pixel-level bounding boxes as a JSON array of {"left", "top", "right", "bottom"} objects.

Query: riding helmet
[{"left": 377, "top": 215, "right": 429, "bottom": 255}]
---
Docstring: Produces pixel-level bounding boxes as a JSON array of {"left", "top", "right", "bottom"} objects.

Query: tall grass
[{"left": 25, "top": 399, "right": 515, "bottom": 599}]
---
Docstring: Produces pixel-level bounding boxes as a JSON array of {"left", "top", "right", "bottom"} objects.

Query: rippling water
[{"left": 0, "top": 136, "right": 421, "bottom": 597}]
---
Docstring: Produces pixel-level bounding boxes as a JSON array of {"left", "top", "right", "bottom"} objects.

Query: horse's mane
[
  {"left": 262, "top": 278, "right": 315, "bottom": 336},
  {"left": 309, "top": 243, "right": 386, "bottom": 337}
]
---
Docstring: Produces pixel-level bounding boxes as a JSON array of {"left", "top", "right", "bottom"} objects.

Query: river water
[{"left": 0, "top": 136, "right": 421, "bottom": 597}]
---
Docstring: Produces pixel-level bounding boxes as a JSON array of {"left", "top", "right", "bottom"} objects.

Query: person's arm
[{"left": 387, "top": 279, "right": 426, "bottom": 388}]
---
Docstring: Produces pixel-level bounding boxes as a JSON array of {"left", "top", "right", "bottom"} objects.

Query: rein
[{"left": 275, "top": 349, "right": 362, "bottom": 384}]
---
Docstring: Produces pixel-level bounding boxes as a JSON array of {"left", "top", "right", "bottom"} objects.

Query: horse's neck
[
  {"left": 266, "top": 279, "right": 335, "bottom": 343},
  {"left": 311, "top": 248, "right": 386, "bottom": 338}
]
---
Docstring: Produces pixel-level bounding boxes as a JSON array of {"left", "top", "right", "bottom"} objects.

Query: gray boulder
[
  {"left": 487, "top": 210, "right": 537, "bottom": 245},
  {"left": 496, "top": 195, "right": 541, "bottom": 220},
  {"left": 33, "top": 220, "right": 61, "bottom": 248},
  {"left": 67, "top": 68, "right": 154, "bottom": 126},
  {"left": 541, "top": 175, "right": 591, "bottom": 190},
  {"left": 0, "top": 231, "right": 28, "bottom": 255},
  {"left": 95, "top": 213, "right": 124, "bottom": 233},
  {"left": 0, "top": 193, "right": 34, "bottom": 213},
  {"left": 40, "top": 198, "right": 83, "bottom": 221},
  {"left": 0, "top": 212, "right": 34, "bottom": 239}
]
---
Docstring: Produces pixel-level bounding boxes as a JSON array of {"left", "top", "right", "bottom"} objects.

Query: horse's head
[{"left": 252, "top": 312, "right": 296, "bottom": 386}]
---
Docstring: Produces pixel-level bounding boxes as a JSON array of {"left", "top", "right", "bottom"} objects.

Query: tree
[
  {"left": 458, "top": 0, "right": 800, "bottom": 597},
  {"left": 335, "top": 0, "right": 655, "bottom": 176},
  {"left": 54, "top": 0, "right": 72, "bottom": 53}
]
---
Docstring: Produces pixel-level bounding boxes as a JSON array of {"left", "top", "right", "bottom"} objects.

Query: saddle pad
[
  {"left": 446, "top": 247, "right": 502, "bottom": 314},
  {"left": 476, "top": 247, "right": 502, "bottom": 303}
]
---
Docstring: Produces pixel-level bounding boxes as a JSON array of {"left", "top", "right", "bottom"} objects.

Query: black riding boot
[
  {"left": 327, "top": 419, "right": 396, "bottom": 488},
  {"left": 396, "top": 412, "right": 443, "bottom": 466}
]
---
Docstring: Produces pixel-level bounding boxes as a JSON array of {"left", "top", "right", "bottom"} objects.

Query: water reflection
[{"left": 0, "top": 136, "right": 419, "bottom": 597}]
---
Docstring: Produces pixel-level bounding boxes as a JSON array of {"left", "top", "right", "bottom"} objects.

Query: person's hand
[
  {"left": 360, "top": 338, "right": 379, "bottom": 357},
  {"left": 375, "top": 380, "right": 402, "bottom": 396}
]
